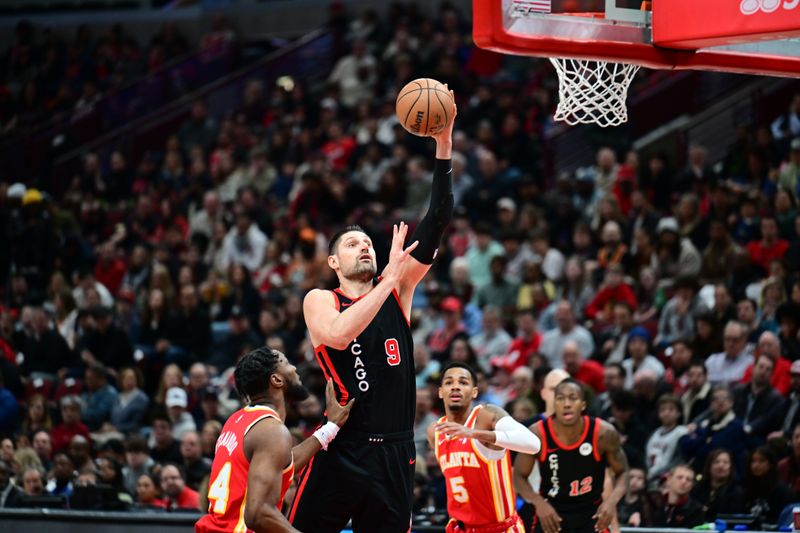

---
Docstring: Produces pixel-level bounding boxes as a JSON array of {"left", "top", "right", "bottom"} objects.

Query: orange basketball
[{"left": 395, "top": 78, "right": 453, "bottom": 137}]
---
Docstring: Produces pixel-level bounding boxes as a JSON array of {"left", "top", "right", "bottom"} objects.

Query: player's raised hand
[
  {"left": 593, "top": 499, "right": 616, "bottom": 532},
  {"left": 324, "top": 379, "right": 354, "bottom": 427},
  {"left": 430, "top": 87, "right": 457, "bottom": 145},
  {"left": 382, "top": 222, "right": 419, "bottom": 283},
  {"left": 433, "top": 420, "right": 474, "bottom": 441},
  {"left": 535, "top": 499, "right": 563, "bottom": 533}
]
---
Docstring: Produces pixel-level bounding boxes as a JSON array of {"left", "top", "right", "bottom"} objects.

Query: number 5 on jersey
[
  {"left": 385, "top": 338, "right": 401, "bottom": 366},
  {"left": 450, "top": 476, "right": 469, "bottom": 503}
]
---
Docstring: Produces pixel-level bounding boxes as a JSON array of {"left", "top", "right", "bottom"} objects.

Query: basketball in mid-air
[{"left": 395, "top": 78, "right": 453, "bottom": 137}]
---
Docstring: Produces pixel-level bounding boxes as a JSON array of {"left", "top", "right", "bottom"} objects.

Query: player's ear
[
  {"left": 470, "top": 385, "right": 478, "bottom": 400},
  {"left": 269, "top": 372, "right": 283, "bottom": 389},
  {"left": 327, "top": 254, "right": 338, "bottom": 270}
]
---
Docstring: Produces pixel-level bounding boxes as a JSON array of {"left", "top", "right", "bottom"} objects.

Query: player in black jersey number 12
[
  {"left": 513, "top": 378, "right": 629, "bottom": 533},
  {"left": 289, "top": 90, "right": 457, "bottom": 533}
]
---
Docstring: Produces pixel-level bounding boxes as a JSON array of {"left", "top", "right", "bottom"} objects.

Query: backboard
[{"left": 473, "top": 0, "right": 800, "bottom": 78}]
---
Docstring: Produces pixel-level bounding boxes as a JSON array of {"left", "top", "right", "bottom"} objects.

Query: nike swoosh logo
[
  {"left": 409, "top": 458, "right": 416, "bottom": 465},
  {"left": 341, "top": 302, "right": 352, "bottom": 307}
]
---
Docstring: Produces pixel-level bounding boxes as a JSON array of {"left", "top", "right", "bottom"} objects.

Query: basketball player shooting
[
  {"left": 429, "top": 362, "right": 541, "bottom": 533},
  {"left": 288, "top": 90, "right": 457, "bottom": 532},
  {"left": 513, "top": 379, "right": 629, "bottom": 533},
  {"left": 195, "top": 348, "right": 353, "bottom": 533}
]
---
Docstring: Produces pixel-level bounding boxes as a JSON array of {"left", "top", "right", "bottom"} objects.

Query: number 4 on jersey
[
  {"left": 209, "top": 462, "right": 232, "bottom": 514},
  {"left": 385, "top": 338, "right": 401, "bottom": 366}
]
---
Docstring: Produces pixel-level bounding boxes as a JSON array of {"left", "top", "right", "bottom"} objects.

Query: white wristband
[{"left": 312, "top": 422, "right": 340, "bottom": 450}]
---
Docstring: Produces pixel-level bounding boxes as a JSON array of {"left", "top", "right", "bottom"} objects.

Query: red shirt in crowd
[
  {"left": 741, "top": 356, "right": 792, "bottom": 396},
  {"left": 51, "top": 422, "right": 91, "bottom": 453},
  {"left": 585, "top": 283, "right": 638, "bottom": 320},
  {"left": 498, "top": 334, "right": 542, "bottom": 372},
  {"left": 572, "top": 359, "right": 606, "bottom": 393},
  {"left": 94, "top": 258, "right": 127, "bottom": 296},
  {"left": 168, "top": 486, "right": 199, "bottom": 510},
  {"left": 746, "top": 239, "right": 789, "bottom": 271}
]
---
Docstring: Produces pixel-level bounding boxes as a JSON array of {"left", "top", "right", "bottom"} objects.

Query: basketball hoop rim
[{"left": 474, "top": 0, "right": 800, "bottom": 78}]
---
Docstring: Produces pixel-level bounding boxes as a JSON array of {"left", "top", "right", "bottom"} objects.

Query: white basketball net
[{"left": 549, "top": 58, "right": 640, "bottom": 127}]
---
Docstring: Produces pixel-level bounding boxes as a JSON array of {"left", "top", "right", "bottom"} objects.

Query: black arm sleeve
[{"left": 409, "top": 158, "right": 453, "bottom": 264}]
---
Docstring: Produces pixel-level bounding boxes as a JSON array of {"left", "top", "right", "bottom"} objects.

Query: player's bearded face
[
  {"left": 342, "top": 250, "right": 376, "bottom": 282},
  {"left": 286, "top": 377, "right": 311, "bottom": 402}
]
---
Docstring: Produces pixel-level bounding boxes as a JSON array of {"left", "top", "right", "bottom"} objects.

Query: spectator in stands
[
  {"left": 160, "top": 463, "right": 199, "bottom": 511},
  {"left": 655, "top": 276, "right": 698, "bottom": 350},
  {"left": 675, "top": 144, "right": 716, "bottom": 193},
  {"left": 771, "top": 94, "right": 800, "bottom": 141},
  {"left": 46, "top": 452, "right": 74, "bottom": 499},
  {"left": 743, "top": 446, "right": 793, "bottom": 526},
  {"left": 79, "top": 305, "right": 134, "bottom": 371},
  {"left": 732, "top": 353, "right": 784, "bottom": 444},
  {"left": 742, "top": 331, "right": 791, "bottom": 397},
  {"left": 464, "top": 223, "right": 504, "bottom": 289},
  {"left": 778, "top": 424, "right": 800, "bottom": 498},
  {"left": 81, "top": 364, "right": 117, "bottom": 432},
  {"left": 475, "top": 255, "right": 518, "bottom": 316},
  {"left": 539, "top": 301, "right": 595, "bottom": 370},
  {"left": 656, "top": 217, "right": 702, "bottom": 288},
  {"left": 51, "top": 396, "right": 90, "bottom": 453},
  {"left": 414, "top": 388, "right": 438, "bottom": 456},
  {"left": 469, "top": 305, "right": 512, "bottom": 373},
  {"left": 150, "top": 410, "right": 182, "bottom": 463},
  {"left": 738, "top": 297, "right": 766, "bottom": 344},
  {"left": 328, "top": 39, "right": 376, "bottom": 108},
  {"left": 646, "top": 394, "right": 689, "bottom": 489},
  {"left": 178, "top": 99, "right": 217, "bottom": 154},
  {"left": 219, "top": 209, "right": 268, "bottom": 273},
  {"left": 705, "top": 321, "right": 754, "bottom": 386},
  {"left": 20, "top": 466, "right": 45, "bottom": 498},
  {"left": 530, "top": 229, "right": 565, "bottom": 282},
  {"left": 165, "top": 387, "right": 196, "bottom": 440},
  {"left": 609, "top": 390, "right": 647, "bottom": 467},
  {"left": 122, "top": 436, "right": 154, "bottom": 496},
  {"left": 496, "top": 308, "right": 540, "bottom": 372},
  {"left": 680, "top": 386, "right": 746, "bottom": 473},
  {"left": 777, "top": 303, "right": 800, "bottom": 361},
  {"left": 169, "top": 284, "right": 212, "bottom": 363},
  {"left": 0, "top": 460, "right": 21, "bottom": 508},
  {"left": 179, "top": 431, "right": 210, "bottom": 492},
  {"left": 776, "top": 364, "right": 800, "bottom": 445},
  {"left": 200, "top": 420, "right": 222, "bottom": 461},
  {"left": 778, "top": 139, "right": 800, "bottom": 193},
  {"left": 622, "top": 327, "right": 665, "bottom": 388},
  {"left": 747, "top": 216, "right": 789, "bottom": 274},
  {"left": 651, "top": 464, "right": 704, "bottom": 528},
  {"left": 617, "top": 467, "right": 652, "bottom": 527},
  {"left": 21, "top": 394, "right": 52, "bottom": 438},
  {"left": 135, "top": 473, "right": 166, "bottom": 509},
  {"left": 664, "top": 339, "right": 694, "bottom": 396},
  {"left": 69, "top": 435, "right": 93, "bottom": 474},
  {"left": 562, "top": 340, "right": 604, "bottom": 394},
  {"left": 598, "top": 302, "right": 636, "bottom": 365},
  {"left": 17, "top": 307, "right": 73, "bottom": 379},
  {"left": 31, "top": 431, "right": 52, "bottom": 471},
  {"left": 427, "top": 297, "right": 466, "bottom": 362},
  {"left": 553, "top": 257, "right": 595, "bottom": 324},
  {"left": 691, "top": 449, "right": 744, "bottom": 522},
  {"left": 593, "top": 363, "right": 626, "bottom": 419},
  {"left": 586, "top": 264, "right": 637, "bottom": 324},
  {"left": 701, "top": 219, "right": 741, "bottom": 285},
  {"left": 110, "top": 367, "right": 149, "bottom": 434}
]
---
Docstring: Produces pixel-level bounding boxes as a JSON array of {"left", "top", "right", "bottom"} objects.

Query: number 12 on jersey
[{"left": 569, "top": 476, "right": 592, "bottom": 496}]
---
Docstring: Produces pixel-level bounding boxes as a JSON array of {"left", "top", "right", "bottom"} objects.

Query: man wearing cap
[
  {"left": 655, "top": 217, "right": 702, "bottom": 288},
  {"left": 741, "top": 331, "right": 792, "bottom": 397},
  {"left": 427, "top": 296, "right": 466, "bottom": 361},
  {"left": 621, "top": 327, "right": 665, "bottom": 389},
  {"left": 166, "top": 387, "right": 197, "bottom": 441}
]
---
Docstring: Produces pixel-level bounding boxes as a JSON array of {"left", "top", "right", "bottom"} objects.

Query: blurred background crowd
[{"left": 1, "top": 1, "right": 800, "bottom": 530}]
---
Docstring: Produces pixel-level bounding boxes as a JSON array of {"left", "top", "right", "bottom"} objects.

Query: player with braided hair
[{"left": 196, "top": 347, "right": 353, "bottom": 533}]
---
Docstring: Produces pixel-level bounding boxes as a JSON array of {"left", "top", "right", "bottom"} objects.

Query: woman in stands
[{"left": 691, "top": 448, "right": 744, "bottom": 522}]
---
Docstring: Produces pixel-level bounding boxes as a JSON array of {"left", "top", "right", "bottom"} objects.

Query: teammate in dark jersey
[
  {"left": 290, "top": 90, "right": 457, "bottom": 533},
  {"left": 195, "top": 348, "right": 352, "bottom": 533},
  {"left": 513, "top": 378, "right": 629, "bottom": 533}
]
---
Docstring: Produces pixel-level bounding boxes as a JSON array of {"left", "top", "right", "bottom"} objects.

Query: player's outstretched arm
[
  {"left": 594, "top": 421, "right": 630, "bottom": 532},
  {"left": 434, "top": 404, "right": 541, "bottom": 454},
  {"left": 305, "top": 223, "right": 417, "bottom": 349},
  {"left": 292, "top": 380, "right": 354, "bottom": 469},
  {"left": 396, "top": 89, "right": 457, "bottom": 309},
  {"left": 244, "top": 420, "right": 301, "bottom": 533}
]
